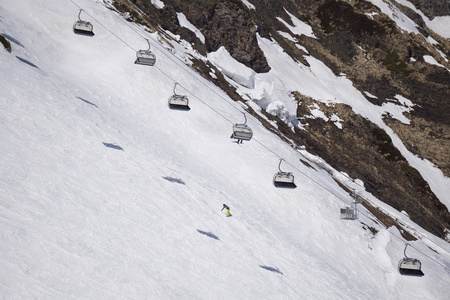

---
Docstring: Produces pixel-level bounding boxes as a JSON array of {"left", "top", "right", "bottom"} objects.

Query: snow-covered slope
[{"left": 1, "top": 0, "right": 449, "bottom": 299}]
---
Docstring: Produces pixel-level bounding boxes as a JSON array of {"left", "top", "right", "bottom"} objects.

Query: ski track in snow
[{"left": 0, "top": 0, "right": 449, "bottom": 299}]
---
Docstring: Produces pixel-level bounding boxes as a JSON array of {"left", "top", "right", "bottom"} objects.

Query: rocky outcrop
[
  {"left": 114, "top": 0, "right": 450, "bottom": 239},
  {"left": 405, "top": 0, "right": 450, "bottom": 19},
  {"left": 293, "top": 94, "right": 450, "bottom": 238}
]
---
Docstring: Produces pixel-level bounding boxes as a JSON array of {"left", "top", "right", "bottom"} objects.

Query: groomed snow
[{"left": 1, "top": 0, "right": 449, "bottom": 299}]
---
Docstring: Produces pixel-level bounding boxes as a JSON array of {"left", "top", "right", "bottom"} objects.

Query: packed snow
[{"left": 1, "top": 0, "right": 449, "bottom": 299}]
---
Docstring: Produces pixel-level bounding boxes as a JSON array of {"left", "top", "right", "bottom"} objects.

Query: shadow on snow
[
  {"left": 1, "top": 33, "right": 25, "bottom": 47},
  {"left": 260, "top": 265, "right": 284, "bottom": 275},
  {"left": 16, "top": 56, "right": 38, "bottom": 69},
  {"left": 197, "top": 230, "right": 220, "bottom": 240},
  {"left": 162, "top": 176, "right": 186, "bottom": 185},
  {"left": 76, "top": 96, "right": 98, "bottom": 108},
  {"left": 102, "top": 142, "right": 124, "bottom": 151}
]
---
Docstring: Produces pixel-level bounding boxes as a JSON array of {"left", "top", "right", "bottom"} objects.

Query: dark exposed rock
[
  {"left": 394, "top": 1, "right": 427, "bottom": 32},
  {"left": 405, "top": 0, "right": 450, "bottom": 19},
  {"left": 113, "top": 0, "right": 450, "bottom": 239},
  {"left": 294, "top": 94, "right": 450, "bottom": 237},
  {"left": 200, "top": 1, "right": 270, "bottom": 72}
]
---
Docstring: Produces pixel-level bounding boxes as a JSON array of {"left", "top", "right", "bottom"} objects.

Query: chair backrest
[
  {"left": 340, "top": 207, "right": 356, "bottom": 219},
  {"left": 232, "top": 124, "right": 252, "bottom": 140}
]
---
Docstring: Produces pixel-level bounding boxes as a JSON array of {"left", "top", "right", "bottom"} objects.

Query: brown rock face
[
  {"left": 163, "top": 0, "right": 271, "bottom": 72},
  {"left": 293, "top": 94, "right": 450, "bottom": 239},
  {"left": 406, "top": 0, "right": 450, "bottom": 19},
  {"left": 114, "top": 0, "right": 450, "bottom": 239},
  {"left": 194, "top": 1, "right": 270, "bottom": 72}
]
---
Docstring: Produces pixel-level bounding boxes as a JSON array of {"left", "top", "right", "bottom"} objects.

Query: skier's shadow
[
  {"left": 76, "top": 96, "right": 98, "bottom": 108},
  {"left": 162, "top": 176, "right": 185, "bottom": 185},
  {"left": 260, "top": 265, "right": 284, "bottom": 275},
  {"left": 16, "top": 56, "right": 39, "bottom": 69},
  {"left": 102, "top": 142, "right": 124, "bottom": 151},
  {"left": 197, "top": 230, "right": 220, "bottom": 240}
]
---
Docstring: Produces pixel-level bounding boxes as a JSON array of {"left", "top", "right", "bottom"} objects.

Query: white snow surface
[
  {"left": 395, "top": 0, "right": 450, "bottom": 39},
  {"left": 423, "top": 55, "right": 450, "bottom": 71},
  {"left": 208, "top": 46, "right": 256, "bottom": 89},
  {"left": 150, "top": 0, "right": 165, "bottom": 9},
  {"left": 426, "top": 16, "right": 450, "bottom": 39},
  {"left": 1, "top": 0, "right": 450, "bottom": 299},
  {"left": 236, "top": 35, "right": 450, "bottom": 208},
  {"left": 277, "top": 9, "right": 317, "bottom": 39},
  {"left": 176, "top": 12, "right": 205, "bottom": 44},
  {"left": 240, "top": 0, "right": 255, "bottom": 10},
  {"left": 367, "top": 0, "right": 420, "bottom": 34}
]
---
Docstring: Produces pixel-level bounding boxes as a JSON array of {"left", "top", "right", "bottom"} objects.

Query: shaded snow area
[{"left": 1, "top": 0, "right": 450, "bottom": 299}]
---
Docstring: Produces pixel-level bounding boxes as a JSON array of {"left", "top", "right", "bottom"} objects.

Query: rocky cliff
[
  {"left": 405, "top": 0, "right": 450, "bottom": 19},
  {"left": 114, "top": 0, "right": 450, "bottom": 240}
]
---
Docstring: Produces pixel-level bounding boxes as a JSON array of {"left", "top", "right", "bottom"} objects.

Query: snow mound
[{"left": 207, "top": 46, "right": 256, "bottom": 89}]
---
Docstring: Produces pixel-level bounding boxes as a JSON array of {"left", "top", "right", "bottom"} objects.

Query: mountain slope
[
  {"left": 120, "top": 0, "right": 450, "bottom": 239},
  {"left": 1, "top": 0, "right": 449, "bottom": 299}
]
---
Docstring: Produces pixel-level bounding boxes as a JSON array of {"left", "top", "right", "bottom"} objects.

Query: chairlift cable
[{"left": 69, "top": 0, "right": 450, "bottom": 273}]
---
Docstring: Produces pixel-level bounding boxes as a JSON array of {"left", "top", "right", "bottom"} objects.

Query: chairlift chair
[
  {"left": 340, "top": 189, "right": 361, "bottom": 220},
  {"left": 273, "top": 159, "right": 297, "bottom": 188},
  {"left": 135, "top": 39, "right": 156, "bottom": 66},
  {"left": 168, "top": 83, "right": 190, "bottom": 110},
  {"left": 340, "top": 207, "right": 357, "bottom": 220},
  {"left": 73, "top": 9, "right": 94, "bottom": 36},
  {"left": 398, "top": 244, "right": 424, "bottom": 277},
  {"left": 230, "top": 113, "right": 253, "bottom": 142}
]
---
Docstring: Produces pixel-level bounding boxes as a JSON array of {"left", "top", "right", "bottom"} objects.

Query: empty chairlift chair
[
  {"left": 168, "top": 83, "right": 190, "bottom": 110},
  {"left": 273, "top": 159, "right": 297, "bottom": 189},
  {"left": 398, "top": 244, "right": 425, "bottom": 277},
  {"left": 230, "top": 113, "right": 253, "bottom": 143},
  {"left": 73, "top": 9, "right": 94, "bottom": 36},
  {"left": 340, "top": 189, "right": 362, "bottom": 220},
  {"left": 135, "top": 39, "right": 156, "bottom": 66}
]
